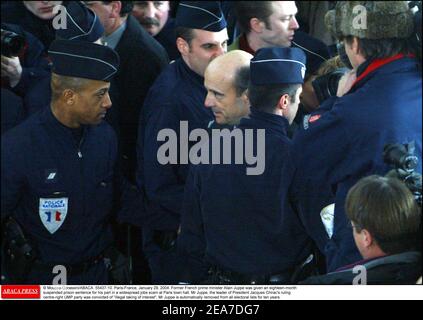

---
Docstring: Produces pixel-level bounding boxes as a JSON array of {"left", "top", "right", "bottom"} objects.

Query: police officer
[
  {"left": 56, "top": 1, "right": 105, "bottom": 43},
  {"left": 178, "top": 47, "right": 313, "bottom": 285},
  {"left": 137, "top": 1, "right": 228, "bottom": 284},
  {"left": 1, "top": 39, "right": 130, "bottom": 285},
  {"left": 1, "top": 2, "right": 105, "bottom": 120},
  {"left": 204, "top": 50, "right": 252, "bottom": 129},
  {"left": 291, "top": 1, "right": 422, "bottom": 272}
]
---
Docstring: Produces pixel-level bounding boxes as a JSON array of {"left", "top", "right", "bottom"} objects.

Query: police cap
[
  {"left": 176, "top": 1, "right": 227, "bottom": 32},
  {"left": 56, "top": 1, "right": 104, "bottom": 42},
  {"left": 48, "top": 39, "right": 119, "bottom": 81},
  {"left": 250, "top": 47, "right": 307, "bottom": 85}
]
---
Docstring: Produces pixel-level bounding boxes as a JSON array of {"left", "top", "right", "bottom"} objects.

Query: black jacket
[
  {"left": 1, "top": 1, "right": 59, "bottom": 51},
  {"left": 300, "top": 252, "right": 422, "bottom": 285},
  {"left": 109, "top": 15, "right": 169, "bottom": 183}
]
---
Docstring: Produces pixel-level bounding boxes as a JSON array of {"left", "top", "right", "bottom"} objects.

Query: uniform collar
[
  {"left": 241, "top": 107, "right": 289, "bottom": 136},
  {"left": 178, "top": 57, "right": 205, "bottom": 87},
  {"left": 41, "top": 106, "right": 88, "bottom": 137}
]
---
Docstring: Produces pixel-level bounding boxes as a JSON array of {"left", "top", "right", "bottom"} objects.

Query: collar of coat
[{"left": 352, "top": 53, "right": 416, "bottom": 89}]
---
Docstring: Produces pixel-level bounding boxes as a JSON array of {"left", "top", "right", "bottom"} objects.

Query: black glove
[
  {"left": 104, "top": 246, "right": 130, "bottom": 285},
  {"left": 153, "top": 230, "right": 178, "bottom": 251}
]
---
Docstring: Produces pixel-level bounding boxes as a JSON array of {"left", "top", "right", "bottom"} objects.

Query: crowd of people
[{"left": 1, "top": 1, "right": 421, "bottom": 286}]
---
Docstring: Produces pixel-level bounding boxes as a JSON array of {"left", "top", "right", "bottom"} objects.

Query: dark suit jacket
[{"left": 109, "top": 15, "right": 169, "bottom": 183}]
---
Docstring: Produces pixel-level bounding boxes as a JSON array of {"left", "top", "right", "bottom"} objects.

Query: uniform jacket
[
  {"left": 178, "top": 108, "right": 312, "bottom": 283},
  {"left": 1, "top": 108, "right": 122, "bottom": 265},
  {"left": 137, "top": 58, "right": 214, "bottom": 231},
  {"left": 291, "top": 55, "right": 422, "bottom": 271},
  {"left": 300, "top": 251, "right": 422, "bottom": 285}
]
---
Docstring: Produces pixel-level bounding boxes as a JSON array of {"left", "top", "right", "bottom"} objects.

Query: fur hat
[{"left": 325, "top": 1, "right": 414, "bottom": 39}]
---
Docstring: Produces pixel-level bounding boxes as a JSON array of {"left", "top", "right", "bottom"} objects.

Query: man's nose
[
  {"left": 204, "top": 92, "right": 215, "bottom": 108},
  {"left": 145, "top": 2, "right": 157, "bottom": 18},
  {"left": 212, "top": 44, "right": 226, "bottom": 60},
  {"left": 103, "top": 92, "right": 112, "bottom": 109},
  {"left": 290, "top": 16, "right": 300, "bottom": 30}
]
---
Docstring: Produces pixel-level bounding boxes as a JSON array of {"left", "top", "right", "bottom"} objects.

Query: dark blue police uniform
[
  {"left": 136, "top": 1, "right": 227, "bottom": 284},
  {"left": 138, "top": 57, "right": 214, "bottom": 284},
  {"left": 140, "top": 58, "right": 213, "bottom": 230},
  {"left": 179, "top": 109, "right": 313, "bottom": 284},
  {"left": 1, "top": 39, "right": 123, "bottom": 284},
  {"left": 1, "top": 108, "right": 117, "bottom": 284},
  {"left": 178, "top": 47, "right": 313, "bottom": 284},
  {"left": 56, "top": 1, "right": 104, "bottom": 43},
  {"left": 2, "top": 3, "right": 104, "bottom": 120},
  {"left": 292, "top": 54, "right": 422, "bottom": 272}
]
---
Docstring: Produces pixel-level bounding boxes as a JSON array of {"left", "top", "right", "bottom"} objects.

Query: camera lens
[
  {"left": 404, "top": 155, "right": 419, "bottom": 171},
  {"left": 383, "top": 143, "right": 419, "bottom": 173},
  {"left": 1, "top": 29, "right": 25, "bottom": 57},
  {"left": 311, "top": 68, "right": 349, "bottom": 104}
]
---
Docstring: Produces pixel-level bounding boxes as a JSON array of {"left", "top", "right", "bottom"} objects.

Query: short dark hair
[
  {"left": 101, "top": 1, "right": 133, "bottom": 17},
  {"left": 346, "top": 175, "right": 421, "bottom": 255},
  {"left": 50, "top": 73, "right": 90, "bottom": 102},
  {"left": 233, "top": 65, "right": 250, "bottom": 97},
  {"left": 175, "top": 27, "right": 196, "bottom": 46},
  {"left": 234, "top": 1, "right": 274, "bottom": 34},
  {"left": 248, "top": 83, "right": 301, "bottom": 113},
  {"left": 344, "top": 36, "right": 415, "bottom": 60}
]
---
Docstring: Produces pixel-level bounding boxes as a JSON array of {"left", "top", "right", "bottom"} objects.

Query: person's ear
[
  {"left": 351, "top": 37, "right": 360, "bottom": 55},
  {"left": 63, "top": 89, "right": 76, "bottom": 105},
  {"left": 240, "top": 90, "right": 250, "bottom": 107},
  {"left": 176, "top": 37, "right": 190, "bottom": 56},
  {"left": 277, "top": 93, "right": 290, "bottom": 111},
  {"left": 250, "top": 18, "right": 265, "bottom": 33},
  {"left": 110, "top": 1, "right": 122, "bottom": 19},
  {"left": 361, "top": 229, "right": 373, "bottom": 249}
]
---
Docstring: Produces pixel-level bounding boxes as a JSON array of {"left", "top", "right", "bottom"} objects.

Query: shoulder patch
[
  {"left": 303, "top": 113, "right": 322, "bottom": 130},
  {"left": 309, "top": 114, "right": 321, "bottom": 123}
]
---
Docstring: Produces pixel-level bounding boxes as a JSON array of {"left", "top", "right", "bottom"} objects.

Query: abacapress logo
[{"left": 1, "top": 285, "right": 41, "bottom": 299}]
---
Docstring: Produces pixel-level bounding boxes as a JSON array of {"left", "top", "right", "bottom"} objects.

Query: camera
[
  {"left": 311, "top": 67, "right": 349, "bottom": 104},
  {"left": 1, "top": 28, "right": 25, "bottom": 57},
  {"left": 384, "top": 141, "right": 422, "bottom": 207}
]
